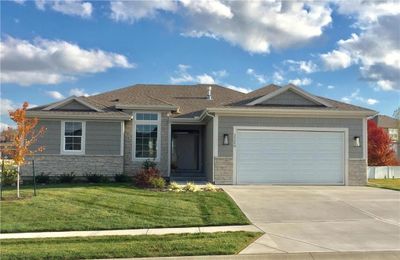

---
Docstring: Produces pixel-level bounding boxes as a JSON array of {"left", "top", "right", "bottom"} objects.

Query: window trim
[
  {"left": 60, "top": 120, "right": 86, "bottom": 155},
  {"left": 388, "top": 128, "right": 399, "bottom": 142},
  {"left": 132, "top": 112, "right": 161, "bottom": 161}
]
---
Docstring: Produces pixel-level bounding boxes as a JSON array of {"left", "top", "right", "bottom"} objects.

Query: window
[
  {"left": 61, "top": 121, "right": 85, "bottom": 154},
  {"left": 389, "top": 128, "right": 399, "bottom": 142},
  {"left": 134, "top": 113, "right": 160, "bottom": 160}
]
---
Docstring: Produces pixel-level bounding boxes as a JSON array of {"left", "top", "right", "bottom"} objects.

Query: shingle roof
[
  {"left": 30, "top": 83, "right": 376, "bottom": 118},
  {"left": 372, "top": 115, "right": 399, "bottom": 128}
]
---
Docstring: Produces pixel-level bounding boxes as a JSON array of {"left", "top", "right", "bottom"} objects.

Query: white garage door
[{"left": 235, "top": 129, "right": 345, "bottom": 185}]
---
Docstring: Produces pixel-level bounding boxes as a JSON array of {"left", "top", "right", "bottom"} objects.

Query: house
[
  {"left": 23, "top": 84, "right": 377, "bottom": 185},
  {"left": 371, "top": 115, "right": 400, "bottom": 160}
]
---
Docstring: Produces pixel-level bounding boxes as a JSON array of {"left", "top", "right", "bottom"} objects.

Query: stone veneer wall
[
  {"left": 21, "top": 155, "right": 123, "bottom": 177},
  {"left": 214, "top": 157, "right": 368, "bottom": 185},
  {"left": 348, "top": 159, "right": 367, "bottom": 185},
  {"left": 214, "top": 157, "right": 233, "bottom": 184}
]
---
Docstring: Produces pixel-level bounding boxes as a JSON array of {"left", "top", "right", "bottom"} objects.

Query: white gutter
[
  {"left": 206, "top": 107, "right": 377, "bottom": 118},
  {"left": 26, "top": 111, "right": 131, "bottom": 120}
]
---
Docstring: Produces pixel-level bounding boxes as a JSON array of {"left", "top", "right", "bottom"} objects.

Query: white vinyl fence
[{"left": 368, "top": 166, "right": 400, "bottom": 179}]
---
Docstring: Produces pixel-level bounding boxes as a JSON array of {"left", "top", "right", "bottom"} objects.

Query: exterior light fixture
[
  {"left": 353, "top": 136, "right": 360, "bottom": 147},
  {"left": 223, "top": 134, "right": 229, "bottom": 145}
]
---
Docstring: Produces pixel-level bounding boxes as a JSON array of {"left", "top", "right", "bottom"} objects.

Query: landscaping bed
[{"left": 1, "top": 183, "right": 249, "bottom": 233}]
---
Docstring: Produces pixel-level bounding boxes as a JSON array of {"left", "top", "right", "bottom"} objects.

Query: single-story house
[{"left": 23, "top": 84, "right": 377, "bottom": 185}]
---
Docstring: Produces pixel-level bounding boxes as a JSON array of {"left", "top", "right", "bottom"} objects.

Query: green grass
[
  {"left": 0, "top": 231, "right": 261, "bottom": 260},
  {"left": 368, "top": 178, "right": 400, "bottom": 191},
  {"left": 0, "top": 184, "right": 249, "bottom": 233}
]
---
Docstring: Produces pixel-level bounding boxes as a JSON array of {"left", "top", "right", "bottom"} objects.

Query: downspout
[{"left": 205, "top": 110, "right": 216, "bottom": 184}]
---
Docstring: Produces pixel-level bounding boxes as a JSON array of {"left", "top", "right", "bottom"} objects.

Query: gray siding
[
  {"left": 55, "top": 100, "right": 93, "bottom": 111},
  {"left": 86, "top": 121, "right": 121, "bottom": 155},
  {"left": 259, "top": 90, "right": 319, "bottom": 106},
  {"left": 34, "top": 120, "right": 122, "bottom": 156},
  {"left": 33, "top": 120, "right": 61, "bottom": 154},
  {"left": 204, "top": 118, "right": 214, "bottom": 181},
  {"left": 218, "top": 116, "right": 364, "bottom": 159}
]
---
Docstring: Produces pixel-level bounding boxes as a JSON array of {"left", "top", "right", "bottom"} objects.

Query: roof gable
[
  {"left": 247, "top": 85, "right": 332, "bottom": 107},
  {"left": 43, "top": 96, "right": 102, "bottom": 112}
]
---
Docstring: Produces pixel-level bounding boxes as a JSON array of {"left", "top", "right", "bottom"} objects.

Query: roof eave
[
  {"left": 26, "top": 111, "right": 131, "bottom": 120},
  {"left": 207, "top": 107, "right": 377, "bottom": 118}
]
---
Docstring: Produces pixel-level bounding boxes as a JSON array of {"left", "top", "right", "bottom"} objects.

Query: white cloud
[
  {"left": 212, "top": 70, "right": 228, "bottom": 78},
  {"left": 336, "top": 0, "right": 400, "bottom": 24},
  {"left": 320, "top": 2, "right": 400, "bottom": 91},
  {"left": 327, "top": 85, "right": 335, "bottom": 89},
  {"left": 0, "top": 99, "right": 17, "bottom": 116},
  {"left": 285, "top": 60, "right": 318, "bottom": 74},
  {"left": 180, "top": 0, "right": 233, "bottom": 18},
  {"left": 225, "top": 84, "right": 252, "bottom": 93},
  {"left": 13, "top": 0, "right": 26, "bottom": 4},
  {"left": 110, "top": 0, "right": 177, "bottom": 23},
  {"left": 289, "top": 78, "right": 312, "bottom": 86},
  {"left": 0, "top": 36, "right": 134, "bottom": 86},
  {"left": 170, "top": 64, "right": 195, "bottom": 84},
  {"left": 46, "top": 91, "right": 65, "bottom": 100},
  {"left": 196, "top": 74, "right": 216, "bottom": 84},
  {"left": 111, "top": 1, "right": 332, "bottom": 53},
  {"left": 69, "top": 88, "right": 90, "bottom": 97},
  {"left": 320, "top": 50, "right": 353, "bottom": 70},
  {"left": 341, "top": 89, "right": 379, "bottom": 105},
  {"left": 272, "top": 71, "right": 284, "bottom": 84},
  {"left": 35, "top": 0, "right": 93, "bottom": 18},
  {"left": 246, "top": 68, "right": 267, "bottom": 84}
]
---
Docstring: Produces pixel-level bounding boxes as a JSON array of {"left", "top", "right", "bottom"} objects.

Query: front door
[{"left": 172, "top": 131, "right": 200, "bottom": 175}]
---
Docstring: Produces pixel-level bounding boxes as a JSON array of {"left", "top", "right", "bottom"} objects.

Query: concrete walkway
[
  {"left": 0, "top": 225, "right": 261, "bottom": 240},
  {"left": 104, "top": 251, "right": 400, "bottom": 260},
  {"left": 108, "top": 251, "right": 400, "bottom": 260}
]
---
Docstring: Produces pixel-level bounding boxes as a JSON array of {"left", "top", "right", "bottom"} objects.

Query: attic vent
[
  {"left": 111, "top": 98, "right": 120, "bottom": 102},
  {"left": 207, "top": 86, "right": 213, "bottom": 100}
]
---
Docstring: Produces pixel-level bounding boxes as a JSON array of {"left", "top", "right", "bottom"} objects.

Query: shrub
[
  {"left": 168, "top": 181, "right": 182, "bottom": 192},
  {"left": 134, "top": 167, "right": 161, "bottom": 187},
  {"left": 149, "top": 176, "right": 166, "bottom": 189},
  {"left": 58, "top": 172, "right": 75, "bottom": 183},
  {"left": 202, "top": 182, "right": 217, "bottom": 192},
  {"left": 114, "top": 174, "right": 131, "bottom": 183},
  {"left": 35, "top": 173, "right": 50, "bottom": 184},
  {"left": 1, "top": 167, "right": 18, "bottom": 185},
  {"left": 85, "top": 173, "right": 108, "bottom": 183},
  {"left": 142, "top": 160, "right": 157, "bottom": 170},
  {"left": 183, "top": 182, "right": 199, "bottom": 192}
]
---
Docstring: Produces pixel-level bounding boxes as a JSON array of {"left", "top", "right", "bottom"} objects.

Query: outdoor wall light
[
  {"left": 223, "top": 134, "right": 229, "bottom": 145},
  {"left": 353, "top": 136, "right": 360, "bottom": 147}
]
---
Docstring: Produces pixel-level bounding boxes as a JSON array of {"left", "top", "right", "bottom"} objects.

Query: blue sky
[{"left": 1, "top": 1, "right": 399, "bottom": 128}]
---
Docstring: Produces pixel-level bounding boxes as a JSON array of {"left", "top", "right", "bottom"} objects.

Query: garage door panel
[{"left": 236, "top": 130, "right": 345, "bottom": 184}]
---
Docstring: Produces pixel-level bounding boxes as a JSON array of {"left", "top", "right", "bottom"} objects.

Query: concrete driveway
[{"left": 223, "top": 186, "right": 400, "bottom": 254}]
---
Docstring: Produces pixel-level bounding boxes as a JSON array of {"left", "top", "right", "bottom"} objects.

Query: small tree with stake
[{"left": 8, "top": 102, "right": 46, "bottom": 198}]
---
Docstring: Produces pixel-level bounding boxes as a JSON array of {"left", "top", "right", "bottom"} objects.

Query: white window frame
[
  {"left": 132, "top": 112, "right": 161, "bottom": 162},
  {"left": 60, "top": 121, "right": 86, "bottom": 155},
  {"left": 388, "top": 128, "right": 399, "bottom": 142}
]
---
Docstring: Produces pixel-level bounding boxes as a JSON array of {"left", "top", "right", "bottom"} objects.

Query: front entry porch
[{"left": 170, "top": 124, "right": 207, "bottom": 181}]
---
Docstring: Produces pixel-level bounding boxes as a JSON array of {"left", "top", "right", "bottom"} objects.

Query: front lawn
[
  {"left": 368, "top": 179, "right": 400, "bottom": 191},
  {"left": 0, "top": 184, "right": 249, "bottom": 233},
  {"left": 0, "top": 231, "right": 261, "bottom": 260}
]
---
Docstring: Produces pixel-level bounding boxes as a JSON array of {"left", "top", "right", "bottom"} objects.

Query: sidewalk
[
  {"left": 0, "top": 224, "right": 261, "bottom": 239},
  {"left": 97, "top": 251, "right": 400, "bottom": 260}
]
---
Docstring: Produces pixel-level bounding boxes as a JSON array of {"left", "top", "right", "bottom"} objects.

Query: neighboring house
[
  {"left": 371, "top": 115, "right": 400, "bottom": 160},
  {"left": 23, "top": 84, "right": 376, "bottom": 185}
]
